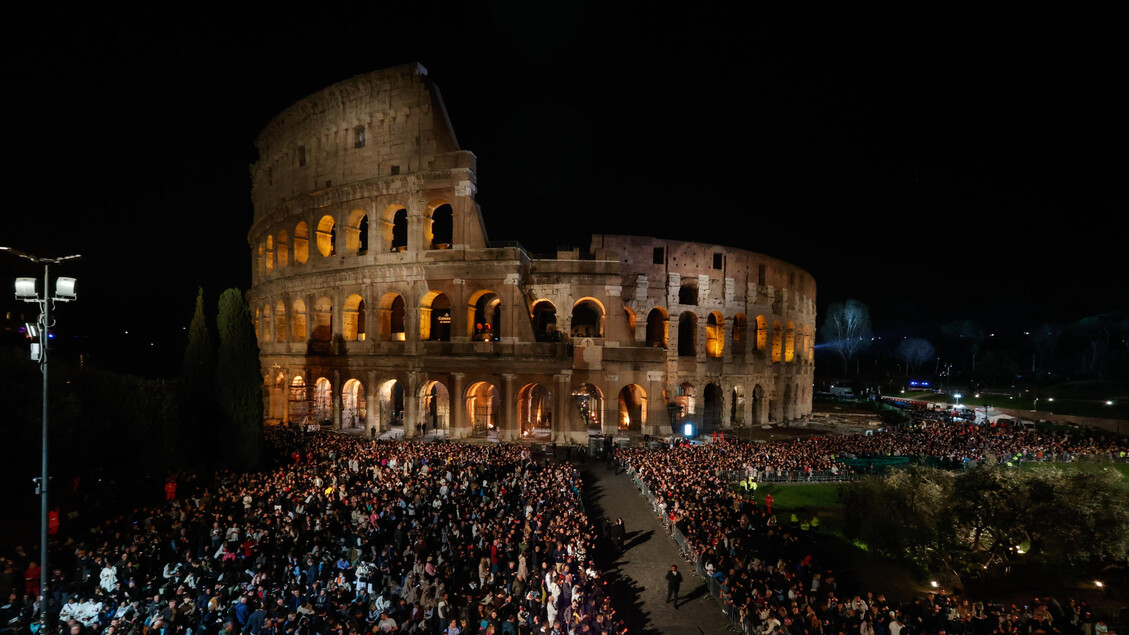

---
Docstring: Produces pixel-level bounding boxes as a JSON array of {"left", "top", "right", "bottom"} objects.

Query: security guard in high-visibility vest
[{"left": 810, "top": 516, "right": 821, "bottom": 531}]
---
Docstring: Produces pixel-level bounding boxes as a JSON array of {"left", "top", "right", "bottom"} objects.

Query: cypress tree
[
  {"left": 177, "top": 287, "right": 216, "bottom": 465},
  {"left": 215, "top": 288, "right": 264, "bottom": 469}
]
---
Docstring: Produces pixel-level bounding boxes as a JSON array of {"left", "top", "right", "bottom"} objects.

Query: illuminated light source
[
  {"left": 1095, "top": 580, "right": 1104, "bottom": 588},
  {"left": 930, "top": 581, "right": 938, "bottom": 588},
  {"left": 683, "top": 423, "right": 694, "bottom": 437},
  {"left": 15, "top": 277, "right": 37, "bottom": 300},
  {"left": 55, "top": 277, "right": 77, "bottom": 300}
]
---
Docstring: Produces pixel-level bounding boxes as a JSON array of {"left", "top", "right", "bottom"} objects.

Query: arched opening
[
  {"left": 264, "top": 236, "right": 274, "bottom": 273},
  {"left": 289, "top": 376, "right": 309, "bottom": 425},
  {"left": 312, "top": 296, "right": 332, "bottom": 342},
  {"left": 345, "top": 209, "right": 369, "bottom": 256},
  {"left": 805, "top": 324, "right": 814, "bottom": 361},
  {"left": 343, "top": 294, "right": 366, "bottom": 341},
  {"left": 467, "top": 291, "right": 502, "bottom": 341},
  {"left": 785, "top": 321, "right": 795, "bottom": 362},
  {"left": 391, "top": 208, "right": 407, "bottom": 252},
  {"left": 466, "top": 381, "right": 499, "bottom": 437},
  {"left": 255, "top": 244, "right": 263, "bottom": 278},
  {"left": 679, "top": 281, "right": 698, "bottom": 305},
  {"left": 418, "top": 381, "right": 450, "bottom": 435},
  {"left": 678, "top": 312, "right": 697, "bottom": 357},
  {"left": 531, "top": 300, "right": 559, "bottom": 342},
  {"left": 316, "top": 215, "right": 336, "bottom": 257},
  {"left": 617, "top": 384, "right": 647, "bottom": 431},
  {"left": 623, "top": 308, "right": 637, "bottom": 342},
  {"left": 274, "top": 301, "right": 287, "bottom": 343},
  {"left": 732, "top": 314, "right": 747, "bottom": 353},
  {"left": 429, "top": 203, "right": 453, "bottom": 249},
  {"left": 674, "top": 382, "right": 696, "bottom": 419},
  {"left": 518, "top": 383, "right": 552, "bottom": 439},
  {"left": 294, "top": 222, "right": 309, "bottom": 264},
  {"left": 379, "top": 379, "right": 405, "bottom": 429},
  {"left": 706, "top": 311, "right": 724, "bottom": 358},
  {"left": 420, "top": 292, "right": 451, "bottom": 341},
  {"left": 570, "top": 298, "right": 604, "bottom": 338},
  {"left": 772, "top": 320, "right": 783, "bottom": 362},
  {"left": 755, "top": 315, "right": 768, "bottom": 353},
  {"left": 276, "top": 229, "right": 290, "bottom": 268},
  {"left": 646, "top": 307, "right": 668, "bottom": 348},
  {"left": 314, "top": 377, "right": 333, "bottom": 425},
  {"left": 292, "top": 299, "right": 307, "bottom": 342},
  {"left": 731, "top": 386, "right": 746, "bottom": 426},
  {"left": 572, "top": 384, "right": 604, "bottom": 432},
  {"left": 378, "top": 293, "right": 406, "bottom": 341},
  {"left": 342, "top": 379, "right": 366, "bottom": 430},
  {"left": 703, "top": 383, "right": 723, "bottom": 431}
]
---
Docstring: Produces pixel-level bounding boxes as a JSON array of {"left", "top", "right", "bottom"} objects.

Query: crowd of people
[
  {"left": 1, "top": 430, "right": 626, "bottom": 635},
  {"left": 617, "top": 414, "right": 1128, "bottom": 635}
]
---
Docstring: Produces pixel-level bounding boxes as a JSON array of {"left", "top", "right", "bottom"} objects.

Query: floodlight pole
[{"left": 2, "top": 247, "right": 80, "bottom": 631}]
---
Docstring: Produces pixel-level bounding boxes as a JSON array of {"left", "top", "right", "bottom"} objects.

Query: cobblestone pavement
[{"left": 578, "top": 456, "right": 736, "bottom": 635}]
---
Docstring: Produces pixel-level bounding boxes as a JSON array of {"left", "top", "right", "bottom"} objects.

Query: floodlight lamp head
[
  {"left": 54, "top": 277, "right": 77, "bottom": 301},
  {"left": 15, "top": 277, "right": 38, "bottom": 301}
]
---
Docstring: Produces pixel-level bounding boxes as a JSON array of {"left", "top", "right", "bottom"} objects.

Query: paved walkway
[{"left": 578, "top": 458, "right": 735, "bottom": 635}]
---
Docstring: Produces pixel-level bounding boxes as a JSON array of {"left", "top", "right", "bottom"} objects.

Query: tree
[
  {"left": 896, "top": 337, "right": 935, "bottom": 376},
  {"left": 178, "top": 287, "right": 217, "bottom": 464},
  {"left": 1029, "top": 323, "right": 1062, "bottom": 372},
  {"left": 215, "top": 288, "right": 264, "bottom": 469},
  {"left": 820, "top": 298, "right": 872, "bottom": 375},
  {"left": 940, "top": 319, "right": 987, "bottom": 374}
]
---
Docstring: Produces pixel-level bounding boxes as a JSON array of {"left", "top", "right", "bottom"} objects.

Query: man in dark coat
[{"left": 665, "top": 565, "right": 682, "bottom": 607}]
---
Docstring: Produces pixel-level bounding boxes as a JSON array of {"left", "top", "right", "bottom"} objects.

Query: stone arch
[
  {"left": 731, "top": 385, "right": 746, "bottom": 425},
  {"left": 379, "top": 292, "right": 407, "bottom": 341},
  {"left": 678, "top": 312, "right": 697, "bottom": 357},
  {"left": 342, "top": 378, "right": 367, "bottom": 429},
  {"left": 274, "top": 300, "right": 287, "bottom": 343},
  {"left": 706, "top": 311, "right": 724, "bottom": 358},
  {"left": 312, "top": 296, "right": 332, "bottom": 342},
  {"left": 294, "top": 221, "right": 310, "bottom": 264},
  {"left": 428, "top": 202, "right": 453, "bottom": 249},
  {"left": 755, "top": 315, "right": 768, "bottom": 353},
  {"left": 785, "top": 321, "right": 796, "bottom": 362},
  {"left": 316, "top": 215, "right": 336, "bottom": 257},
  {"left": 382, "top": 205, "right": 408, "bottom": 252},
  {"left": 379, "top": 379, "right": 405, "bottom": 429},
  {"left": 572, "top": 383, "right": 604, "bottom": 432},
  {"left": 467, "top": 290, "right": 502, "bottom": 341},
  {"left": 617, "top": 384, "right": 647, "bottom": 431},
  {"left": 264, "top": 235, "right": 274, "bottom": 273},
  {"left": 276, "top": 229, "right": 290, "bottom": 268},
  {"left": 771, "top": 320, "right": 783, "bottom": 362},
  {"left": 570, "top": 297, "right": 605, "bottom": 338},
  {"left": 289, "top": 376, "right": 309, "bottom": 424},
  {"left": 343, "top": 294, "right": 366, "bottom": 341},
  {"left": 531, "top": 300, "right": 559, "bottom": 341},
  {"left": 314, "top": 377, "right": 333, "bottom": 424},
  {"left": 732, "top": 314, "right": 746, "bottom": 349},
  {"left": 291, "top": 299, "right": 307, "bottom": 342},
  {"left": 623, "top": 307, "right": 637, "bottom": 342},
  {"left": 518, "top": 383, "right": 552, "bottom": 439},
  {"left": 679, "top": 280, "right": 698, "bottom": 305},
  {"left": 674, "top": 382, "right": 696, "bottom": 417},
  {"left": 466, "top": 381, "right": 499, "bottom": 436},
  {"left": 420, "top": 291, "right": 451, "bottom": 341},
  {"left": 418, "top": 380, "right": 450, "bottom": 434},
  {"left": 344, "top": 209, "right": 369, "bottom": 255},
  {"left": 646, "top": 307, "right": 668, "bottom": 348},
  {"left": 703, "top": 383, "right": 723, "bottom": 430}
]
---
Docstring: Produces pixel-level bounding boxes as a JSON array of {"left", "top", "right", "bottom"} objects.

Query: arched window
[
  {"left": 570, "top": 299, "right": 604, "bottom": 338},
  {"left": 733, "top": 314, "right": 746, "bottom": 345},
  {"left": 617, "top": 385, "right": 647, "bottom": 431},
  {"left": 342, "top": 379, "right": 366, "bottom": 429},
  {"left": 518, "top": 383, "right": 552, "bottom": 438},
  {"left": 343, "top": 294, "right": 366, "bottom": 341},
  {"left": 380, "top": 293, "right": 407, "bottom": 341},
  {"left": 646, "top": 307, "right": 668, "bottom": 348},
  {"left": 314, "top": 377, "right": 333, "bottom": 423},
  {"left": 572, "top": 384, "right": 603, "bottom": 431},
  {"left": 624, "top": 308, "right": 637, "bottom": 342},
  {"left": 274, "top": 301, "right": 287, "bottom": 343},
  {"left": 466, "top": 381, "right": 499, "bottom": 435},
  {"left": 678, "top": 312, "right": 697, "bottom": 357},
  {"left": 785, "top": 321, "right": 795, "bottom": 362},
  {"left": 532, "top": 301, "right": 559, "bottom": 342},
  {"left": 755, "top": 315, "right": 768, "bottom": 353},
  {"left": 261, "top": 304, "right": 272, "bottom": 342},
  {"left": 294, "top": 222, "right": 310, "bottom": 264},
  {"left": 276, "top": 229, "right": 290, "bottom": 268},
  {"left": 264, "top": 236, "right": 274, "bottom": 273},
  {"left": 345, "top": 209, "right": 368, "bottom": 255},
  {"left": 468, "top": 291, "right": 501, "bottom": 341},
  {"left": 706, "top": 311, "right": 724, "bottom": 358},
  {"left": 316, "top": 215, "right": 336, "bottom": 257},
  {"left": 420, "top": 292, "right": 451, "bottom": 341},
  {"left": 292, "top": 299, "right": 307, "bottom": 342},
  {"left": 430, "top": 203, "right": 453, "bottom": 249}
]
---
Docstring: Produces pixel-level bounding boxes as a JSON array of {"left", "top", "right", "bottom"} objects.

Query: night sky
[{"left": 1, "top": 8, "right": 1122, "bottom": 376}]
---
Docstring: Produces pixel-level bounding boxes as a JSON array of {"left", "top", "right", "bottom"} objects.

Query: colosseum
[{"left": 247, "top": 63, "right": 816, "bottom": 442}]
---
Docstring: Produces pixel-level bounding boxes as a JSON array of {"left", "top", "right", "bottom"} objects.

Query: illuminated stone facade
[{"left": 247, "top": 63, "right": 816, "bottom": 441}]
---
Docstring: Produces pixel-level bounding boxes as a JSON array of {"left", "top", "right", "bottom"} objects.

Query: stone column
[
  {"left": 645, "top": 370, "right": 671, "bottom": 436},
  {"left": 451, "top": 372, "right": 468, "bottom": 439},
  {"left": 404, "top": 372, "right": 420, "bottom": 438},
  {"left": 555, "top": 372, "right": 581, "bottom": 443},
  {"left": 332, "top": 369, "right": 342, "bottom": 429},
  {"left": 365, "top": 371, "right": 378, "bottom": 436},
  {"left": 501, "top": 373, "right": 518, "bottom": 442}
]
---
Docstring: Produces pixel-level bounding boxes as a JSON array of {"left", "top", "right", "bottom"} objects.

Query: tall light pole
[{"left": 1, "top": 246, "right": 80, "bottom": 628}]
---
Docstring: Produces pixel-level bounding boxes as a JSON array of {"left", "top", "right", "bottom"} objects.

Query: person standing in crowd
[{"left": 665, "top": 564, "right": 683, "bottom": 607}]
